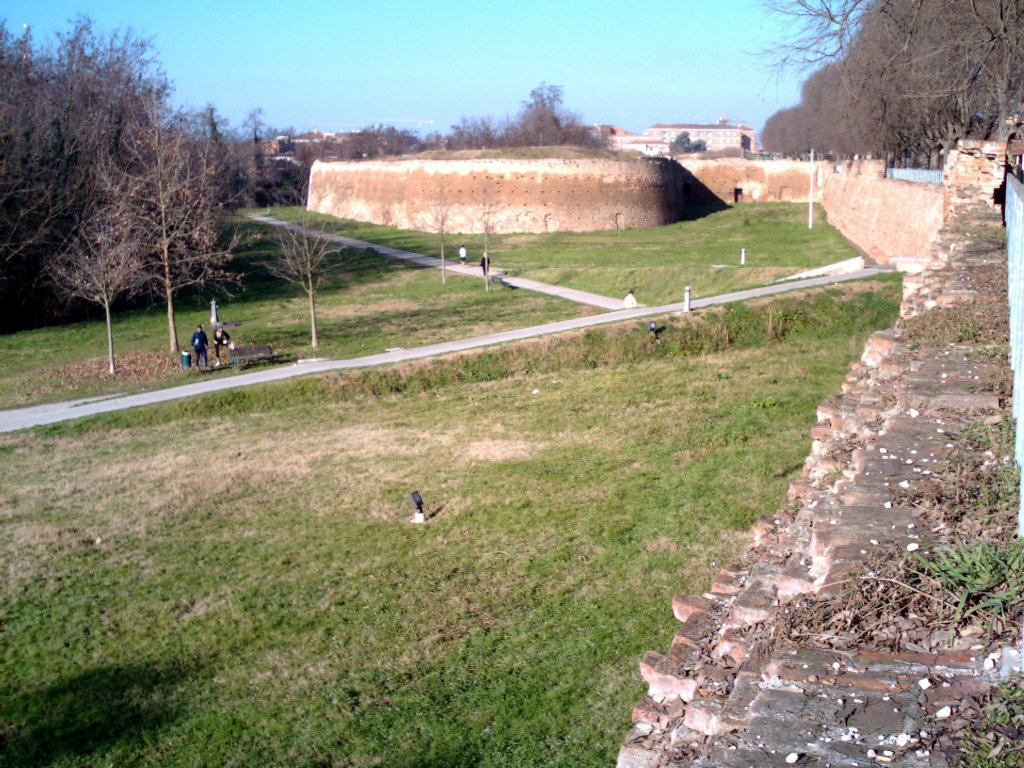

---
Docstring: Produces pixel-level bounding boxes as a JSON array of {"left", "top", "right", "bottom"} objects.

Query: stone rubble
[{"left": 619, "top": 174, "right": 1013, "bottom": 767}]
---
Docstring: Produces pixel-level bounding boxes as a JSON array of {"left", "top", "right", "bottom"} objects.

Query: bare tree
[
  {"left": 763, "top": 0, "right": 1024, "bottom": 155},
  {"left": 0, "top": 18, "right": 167, "bottom": 331},
  {"left": 479, "top": 184, "right": 498, "bottom": 292},
  {"left": 262, "top": 222, "right": 341, "bottom": 348},
  {"left": 430, "top": 179, "right": 451, "bottom": 284},
  {"left": 48, "top": 195, "right": 149, "bottom": 375},
  {"left": 118, "top": 96, "right": 235, "bottom": 353}
]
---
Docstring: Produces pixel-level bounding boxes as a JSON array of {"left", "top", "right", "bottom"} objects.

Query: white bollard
[
  {"left": 683, "top": 286, "right": 691, "bottom": 313},
  {"left": 740, "top": 248, "right": 747, "bottom": 266},
  {"left": 210, "top": 298, "right": 219, "bottom": 325}
]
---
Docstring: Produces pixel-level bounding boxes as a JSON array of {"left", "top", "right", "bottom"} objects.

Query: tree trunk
[
  {"left": 104, "top": 299, "right": 116, "bottom": 376},
  {"left": 309, "top": 289, "right": 319, "bottom": 349},
  {"left": 163, "top": 261, "right": 179, "bottom": 354},
  {"left": 440, "top": 227, "right": 446, "bottom": 284}
]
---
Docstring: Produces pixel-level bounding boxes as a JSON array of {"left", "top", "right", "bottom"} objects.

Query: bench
[{"left": 228, "top": 344, "right": 278, "bottom": 368}]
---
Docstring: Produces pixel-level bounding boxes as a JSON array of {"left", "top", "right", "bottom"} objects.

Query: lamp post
[{"left": 808, "top": 142, "right": 815, "bottom": 230}]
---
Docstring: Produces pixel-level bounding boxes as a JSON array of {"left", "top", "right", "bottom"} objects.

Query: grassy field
[
  {"left": 0, "top": 283, "right": 901, "bottom": 767},
  {"left": 275, "top": 202, "right": 859, "bottom": 306},
  {"left": 0, "top": 218, "right": 589, "bottom": 409},
  {"left": 0, "top": 204, "right": 859, "bottom": 411}
]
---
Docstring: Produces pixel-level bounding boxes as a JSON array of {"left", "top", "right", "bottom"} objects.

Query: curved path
[
  {"left": 245, "top": 213, "right": 629, "bottom": 310},
  {"left": 0, "top": 267, "right": 892, "bottom": 433}
]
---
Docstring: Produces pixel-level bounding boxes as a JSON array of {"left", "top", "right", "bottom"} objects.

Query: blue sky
[{"left": 3, "top": 0, "right": 803, "bottom": 137}]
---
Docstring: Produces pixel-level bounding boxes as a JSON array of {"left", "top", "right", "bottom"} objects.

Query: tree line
[
  {"left": 760, "top": 0, "right": 1024, "bottom": 160},
  {"left": 0, "top": 16, "right": 601, "bottom": 344}
]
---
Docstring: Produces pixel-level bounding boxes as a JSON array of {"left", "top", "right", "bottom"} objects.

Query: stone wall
[
  {"left": 943, "top": 139, "right": 1009, "bottom": 217},
  {"left": 820, "top": 172, "right": 946, "bottom": 272},
  {"left": 306, "top": 157, "right": 685, "bottom": 234}
]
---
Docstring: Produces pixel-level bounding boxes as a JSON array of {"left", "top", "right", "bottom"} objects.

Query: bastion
[{"left": 306, "top": 157, "right": 686, "bottom": 233}]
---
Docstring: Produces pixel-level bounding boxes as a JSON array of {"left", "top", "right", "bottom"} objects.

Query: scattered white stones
[
  {"left": 907, "top": 543, "right": 920, "bottom": 552},
  {"left": 785, "top": 752, "right": 801, "bottom": 764},
  {"left": 935, "top": 706, "right": 952, "bottom": 719},
  {"left": 918, "top": 678, "right": 932, "bottom": 690}
]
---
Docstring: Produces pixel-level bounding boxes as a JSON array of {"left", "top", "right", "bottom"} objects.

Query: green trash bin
[{"left": 181, "top": 349, "right": 192, "bottom": 371}]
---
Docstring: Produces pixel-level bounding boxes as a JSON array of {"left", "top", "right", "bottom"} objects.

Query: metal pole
[
  {"left": 683, "top": 286, "right": 691, "bottom": 312},
  {"left": 740, "top": 248, "right": 747, "bottom": 266},
  {"left": 808, "top": 149, "right": 815, "bottom": 230}
]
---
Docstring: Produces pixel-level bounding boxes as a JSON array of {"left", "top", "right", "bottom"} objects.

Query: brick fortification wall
[
  {"left": 306, "top": 157, "right": 685, "bottom": 234},
  {"left": 679, "top": 158, "right": 840, "bottom": 204},
  {"left": 820, "top": 171, "right": 946, "bottom": 271},
  {"left": 681, "top": 158, "right": 944, "bottom": 271}
]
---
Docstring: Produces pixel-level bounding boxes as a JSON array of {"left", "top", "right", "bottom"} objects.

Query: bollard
[
  {"left": 683, "top": 286, "right": 691, "bottom": 313},
  {"left": 210, "top": 298, "right": 219, "bottom": 325},
  {"left": 740, "top": 248, "right": 747, "bottom": 266}
]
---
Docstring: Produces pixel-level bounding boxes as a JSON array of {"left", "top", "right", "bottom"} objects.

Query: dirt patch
[
  {"left": 314, "top": 299, "right": 420, "bottom": 318},
  {"left": 50, "top": 351, "right": 177, "bottom": 391},
  {"left": 463, "top": 439, "right": 539, "bottom": 463}
]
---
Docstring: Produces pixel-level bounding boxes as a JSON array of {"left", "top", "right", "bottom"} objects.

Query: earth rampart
[{"left": 306, "top": 157, "right": 685, "bottom": 234}]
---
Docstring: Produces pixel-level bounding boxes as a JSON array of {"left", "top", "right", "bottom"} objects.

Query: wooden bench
[{"left": 228, "top": 344, "right": 278, "bottom": 368}]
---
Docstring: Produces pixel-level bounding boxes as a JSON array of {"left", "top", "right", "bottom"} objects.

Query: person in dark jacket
[{"left": 191, "top": 324, "right": 209, "bottom": 370}]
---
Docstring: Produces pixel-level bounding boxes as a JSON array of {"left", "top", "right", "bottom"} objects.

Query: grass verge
[{"left": 0, "top": 283, "right": 900, "bottom": 767}]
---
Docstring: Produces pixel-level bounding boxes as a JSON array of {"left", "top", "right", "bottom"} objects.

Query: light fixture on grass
[
  {"left": 409, "top": 491, "right": 426, "bottom": 523},
  {"left": 649, "top": 320, "right": 663, "bottom": 345}
]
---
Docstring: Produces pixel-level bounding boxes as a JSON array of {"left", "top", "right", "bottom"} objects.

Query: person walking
[
  {"left": 191, "top": 324, "right": 209, "bottom": 370},
  {"left": 212, "top": 326, "right": 231, "bottom": 366},
  {"left": 458, "top": 244, "right": 467, "bottom": 266}
]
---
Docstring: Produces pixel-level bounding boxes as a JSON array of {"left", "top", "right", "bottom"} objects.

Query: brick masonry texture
[
  {"left": 306, "top": 157, "right": 686, "bottom": 234},
  {"left": 617, "top": 142, "right": 1011, "bottom": 768},
  {"left": 820, "top": 174, "right": 945, "bottom": 272},
  {"left": 679, "top": 158, "right": 833, "bottom": 204}
]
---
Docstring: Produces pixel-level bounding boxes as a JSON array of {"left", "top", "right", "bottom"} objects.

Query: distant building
[
  {"left": 644, "top": 116, "right": 757, "bottom": 153},
  {"left": 595, "top": 115, "right": 757, "bottom": 156},
  {"left": 590, "top": 125, "right": 670, "bottom": 156}
]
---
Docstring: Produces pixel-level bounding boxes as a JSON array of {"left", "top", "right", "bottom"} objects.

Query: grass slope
[
  {"left": 0, "top": 285, "right": 900, "bottom": 767},
  {"left": 277, "top": 202, "right": 859, "bottom": 306}
]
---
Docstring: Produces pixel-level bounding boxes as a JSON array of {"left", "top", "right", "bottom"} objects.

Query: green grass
[
  {"left": 0, "top": 204, "right": 861, "bottom": 410},
  {"left": 0, "top": 217, "right": 588, "bottom": 408},
  {"left": 0, "top": 285, "right": 901, "bottom": 767},
  {"left": 276, "top": 202, "right": 860, "bottom": 306}
]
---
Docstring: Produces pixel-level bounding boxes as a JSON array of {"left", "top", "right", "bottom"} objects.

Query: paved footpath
[
  {"left": 245, "top": 213, "right": 628, "bottom": 310},
  {"left": 0, "top": 267, "right": 890, "bottom": 434}
]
